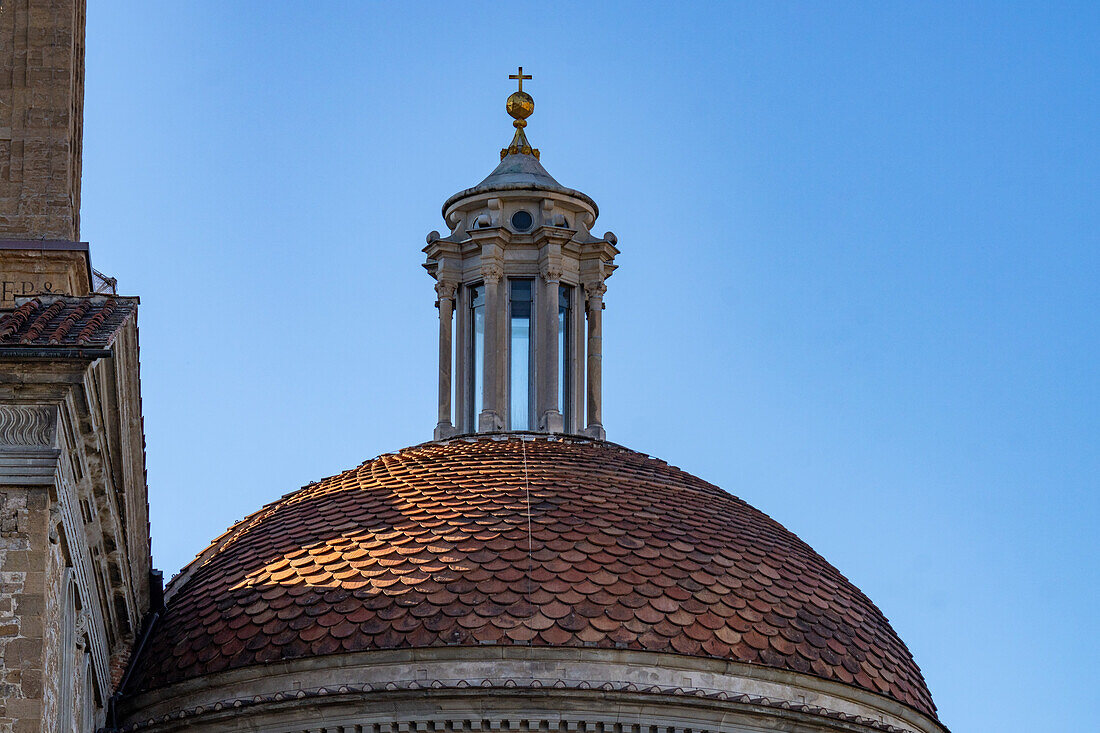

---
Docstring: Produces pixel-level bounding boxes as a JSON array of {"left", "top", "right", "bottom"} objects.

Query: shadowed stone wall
[{"left": 0, "top": 487, "right": 50, "bottom": 732}]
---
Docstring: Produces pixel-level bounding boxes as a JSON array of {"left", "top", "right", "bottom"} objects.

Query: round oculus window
[{"left": 510, "top": 210, "right": 533, "bottom": 231}]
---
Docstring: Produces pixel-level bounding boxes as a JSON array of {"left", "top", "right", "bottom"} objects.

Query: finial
[
  {"left": 502, "top": 67, "right": 539, "bottom": 160},
  {"left": 506, "top": 66, "right": 534, "bottom": 128}
]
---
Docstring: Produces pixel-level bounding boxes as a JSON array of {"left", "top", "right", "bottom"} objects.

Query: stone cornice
[
  {"left": 443, "top": 184, "right": 598, "bottom": 222},
  {"left": 118, "top": 647, "right": 946, "bottom": 733},
  {"left": 117, "top": 685, "right": 924, "bottom": 733}
]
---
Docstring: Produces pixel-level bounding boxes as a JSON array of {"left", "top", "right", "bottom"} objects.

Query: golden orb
[{"left": 506, "top": 91, "right": 534, "bottom": 121}]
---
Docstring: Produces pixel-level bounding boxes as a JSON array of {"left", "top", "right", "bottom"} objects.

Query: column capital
[
  {"left": 434, "top": 279, "right": 458, "bottom": 302},
  {"left": 540, "top": 261, "right": 564, "bottom": 284},
  {"left": 478, "top": 241, "right": 506, "bottom": 285},
  {"left": 540, "top": 240, "right": 565, "bottom": 284},
  {"left": 583, "top": 279, "right": 607, "bottom": 303},
  {"left": 480, "top": 260, "right": 504, "bottom": 285}
]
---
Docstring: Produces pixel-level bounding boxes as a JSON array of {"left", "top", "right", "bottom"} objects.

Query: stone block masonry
[
  {"left": 0, "top": 487, "right": 50, "bottom": 733},
  {"left": 0, "top": 0, "right": 87, "bottom": 241}
]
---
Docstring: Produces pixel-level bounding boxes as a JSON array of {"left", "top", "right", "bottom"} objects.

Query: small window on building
[{"left": 511, "top": 210, "right": 533, "bottom": 231}]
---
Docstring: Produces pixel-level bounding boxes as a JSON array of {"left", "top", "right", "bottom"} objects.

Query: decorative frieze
[
  {"left": 0, "top": 405, "right": 61, "bottom": 487},
  {"left": 0, "top": 405, "right": 58, "bottom": 449}
]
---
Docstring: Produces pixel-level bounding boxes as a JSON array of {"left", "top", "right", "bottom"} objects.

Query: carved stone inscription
[
  {"left": 0, "top": 249, "right": 90, "bottom": 307},
  {"left": 1, "top": 278, "right": 60, "bottom": 307}
]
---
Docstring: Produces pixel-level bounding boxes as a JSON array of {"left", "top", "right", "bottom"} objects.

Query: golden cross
[{"left": 509, "top": 66, "right": 532, "bottom": 93}]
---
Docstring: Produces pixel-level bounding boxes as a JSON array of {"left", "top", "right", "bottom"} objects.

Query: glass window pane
[
  {"left": 471, "top": 285, "right": 485, "bottom": 427},
  {"left": 510, "top": 280, "right": 532, "bottom": 430},
  {"left": 559, "top": 285, "right": 571, "bottom": 429}
]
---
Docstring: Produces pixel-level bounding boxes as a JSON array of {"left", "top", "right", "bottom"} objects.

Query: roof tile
[
  {"left": 127, "top": 436, "right": 937, "bottom": 719},
  {"left": 0, "top": 295, "right": 136, "bottom": 349}
]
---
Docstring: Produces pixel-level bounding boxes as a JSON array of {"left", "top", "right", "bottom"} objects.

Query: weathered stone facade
[
  {"left": 0, "top": 0, "right": 86, "bottom": 241},
  {"left": 0, "top": 486, "right": 49, "bottom": 732},
  {"left": 0, "top": 6, "right": 151, "bottom": 731},
  {"left": 0, "top": 241, "right": 92, "bottom": 308},
  {"left": 0, "top": 346, "right": 152, "bottom": 733}
]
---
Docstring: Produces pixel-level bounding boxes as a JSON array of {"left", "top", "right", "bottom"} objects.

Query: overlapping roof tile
[
  {"left": 0, "top": 295, "right": 136, "bottom": 349},
  {"left": 126, "top": 436, "right": 937, "bottom": 718}
]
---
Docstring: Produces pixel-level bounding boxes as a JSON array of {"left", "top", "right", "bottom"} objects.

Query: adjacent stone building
[
  {"left": 0, "top": 3, "right": 153, "bottom": 731},
  {"left": 0, "top": 8, "right": 948, "bottom": 733}
]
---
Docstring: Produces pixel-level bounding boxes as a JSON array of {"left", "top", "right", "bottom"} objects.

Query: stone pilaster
[
  {"left": 434, "top": 280, "right": 458, "bottom": 440},
  {"left": 538, "top": 247, "right": 564, "bottom": 433},
  {"left": 478, "top": 250, "right": 505, "bottom": 433},
  {"left": 583, "top": 280, "right": 606, "bottom": 440}
]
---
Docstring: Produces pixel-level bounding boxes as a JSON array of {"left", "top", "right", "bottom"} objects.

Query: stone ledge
[
  {"left": 119, "top": 648, "right": 945, "bottom": 733},
  {"left": 115, "top": 679, "right": 922, "bottom": 733}
]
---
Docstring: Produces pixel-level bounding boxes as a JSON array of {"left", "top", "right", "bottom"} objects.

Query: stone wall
[
  {"left": 0, "top": 485, "right": 102, "bottom": 733},
  {"left": 0, "top": 347, "right": 151, "bottom": 733},
  {"left": 0, "top": 487, "right": 49, "bottom": 733},
  {"left": 0, "top": 0, "right": 87, "bottom": 241}
]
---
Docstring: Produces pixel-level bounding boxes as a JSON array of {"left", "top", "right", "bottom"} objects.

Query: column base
[
  {"left": 433, "top": 422, "right": 456, "bottom": 441},
  {"left": 478, "top": 410, "right": 505, "bottom": 433},
  {"left": 539, "top": 410, "right": 564, "bottom": 434},
  {"left": 583, "top": 423, "right": 606, "bottom": 441}
]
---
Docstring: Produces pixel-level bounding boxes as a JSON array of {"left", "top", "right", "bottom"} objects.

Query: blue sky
[{"left": 81, "top": 3, "right": 1097, "bottom": 731}]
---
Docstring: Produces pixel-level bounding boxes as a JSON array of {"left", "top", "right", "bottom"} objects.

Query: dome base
[{"left": 119, "top": 647, "right": 946, "bottom": 733}]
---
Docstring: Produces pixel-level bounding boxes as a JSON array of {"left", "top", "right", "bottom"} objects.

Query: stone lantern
[{"left": 424, "top": 69, "right": 618, "bottom": 440}]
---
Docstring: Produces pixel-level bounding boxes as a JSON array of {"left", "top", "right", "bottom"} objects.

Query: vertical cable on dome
[{"left": 522, "top": 440, "right": 534, "bottom": 607}]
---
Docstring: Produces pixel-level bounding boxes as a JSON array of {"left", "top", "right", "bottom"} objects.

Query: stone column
[
  {"left": 538, "top": 256, "right": 565, "bottom": 433},
  {"left": 478, "top": 261, "right": 505, "bottom": 432},
  {"left": 453, "top": 286, "right": 467, "bottom": 432},
  {"left": 583, "top": 280, "right": 607, "bottom": 440},
  {"left": 434, "top": 280, "right": 457, "bottom": 440}
]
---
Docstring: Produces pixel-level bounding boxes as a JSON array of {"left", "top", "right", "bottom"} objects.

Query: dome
[
  {"left": 441, "top": 152, "right": 599, "bottom": 217},
  {"left": 477, "top": 152, "right": 564, "bottom": 191},
  {"left": 126, "top": 436, "right": 936, "bottom": 721}
]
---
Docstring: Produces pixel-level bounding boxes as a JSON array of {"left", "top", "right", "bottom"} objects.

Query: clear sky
[{"left": 80, "top": 3, "right": 1097, "bottom": 731}]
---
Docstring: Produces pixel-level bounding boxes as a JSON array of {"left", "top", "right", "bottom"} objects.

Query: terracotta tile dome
[{"left": 127, "top": 436, "right": 937, "bottom": 719}]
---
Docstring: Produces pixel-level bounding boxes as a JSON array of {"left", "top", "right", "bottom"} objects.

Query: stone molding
[
  {"left": 0, "top": 404, "right": 58, "bottom": 448},
  {"left": 119, "top": 648, "right": 944, "bottom": 733},
  {"left": 117, "top": 686, "right": 922, "bottom": 733},
  {"left": 0, "top": 404, "right": 61, "bottom": 485},
  {"left": 54, "top": 410, "right": 112, "bottom": 704}
]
